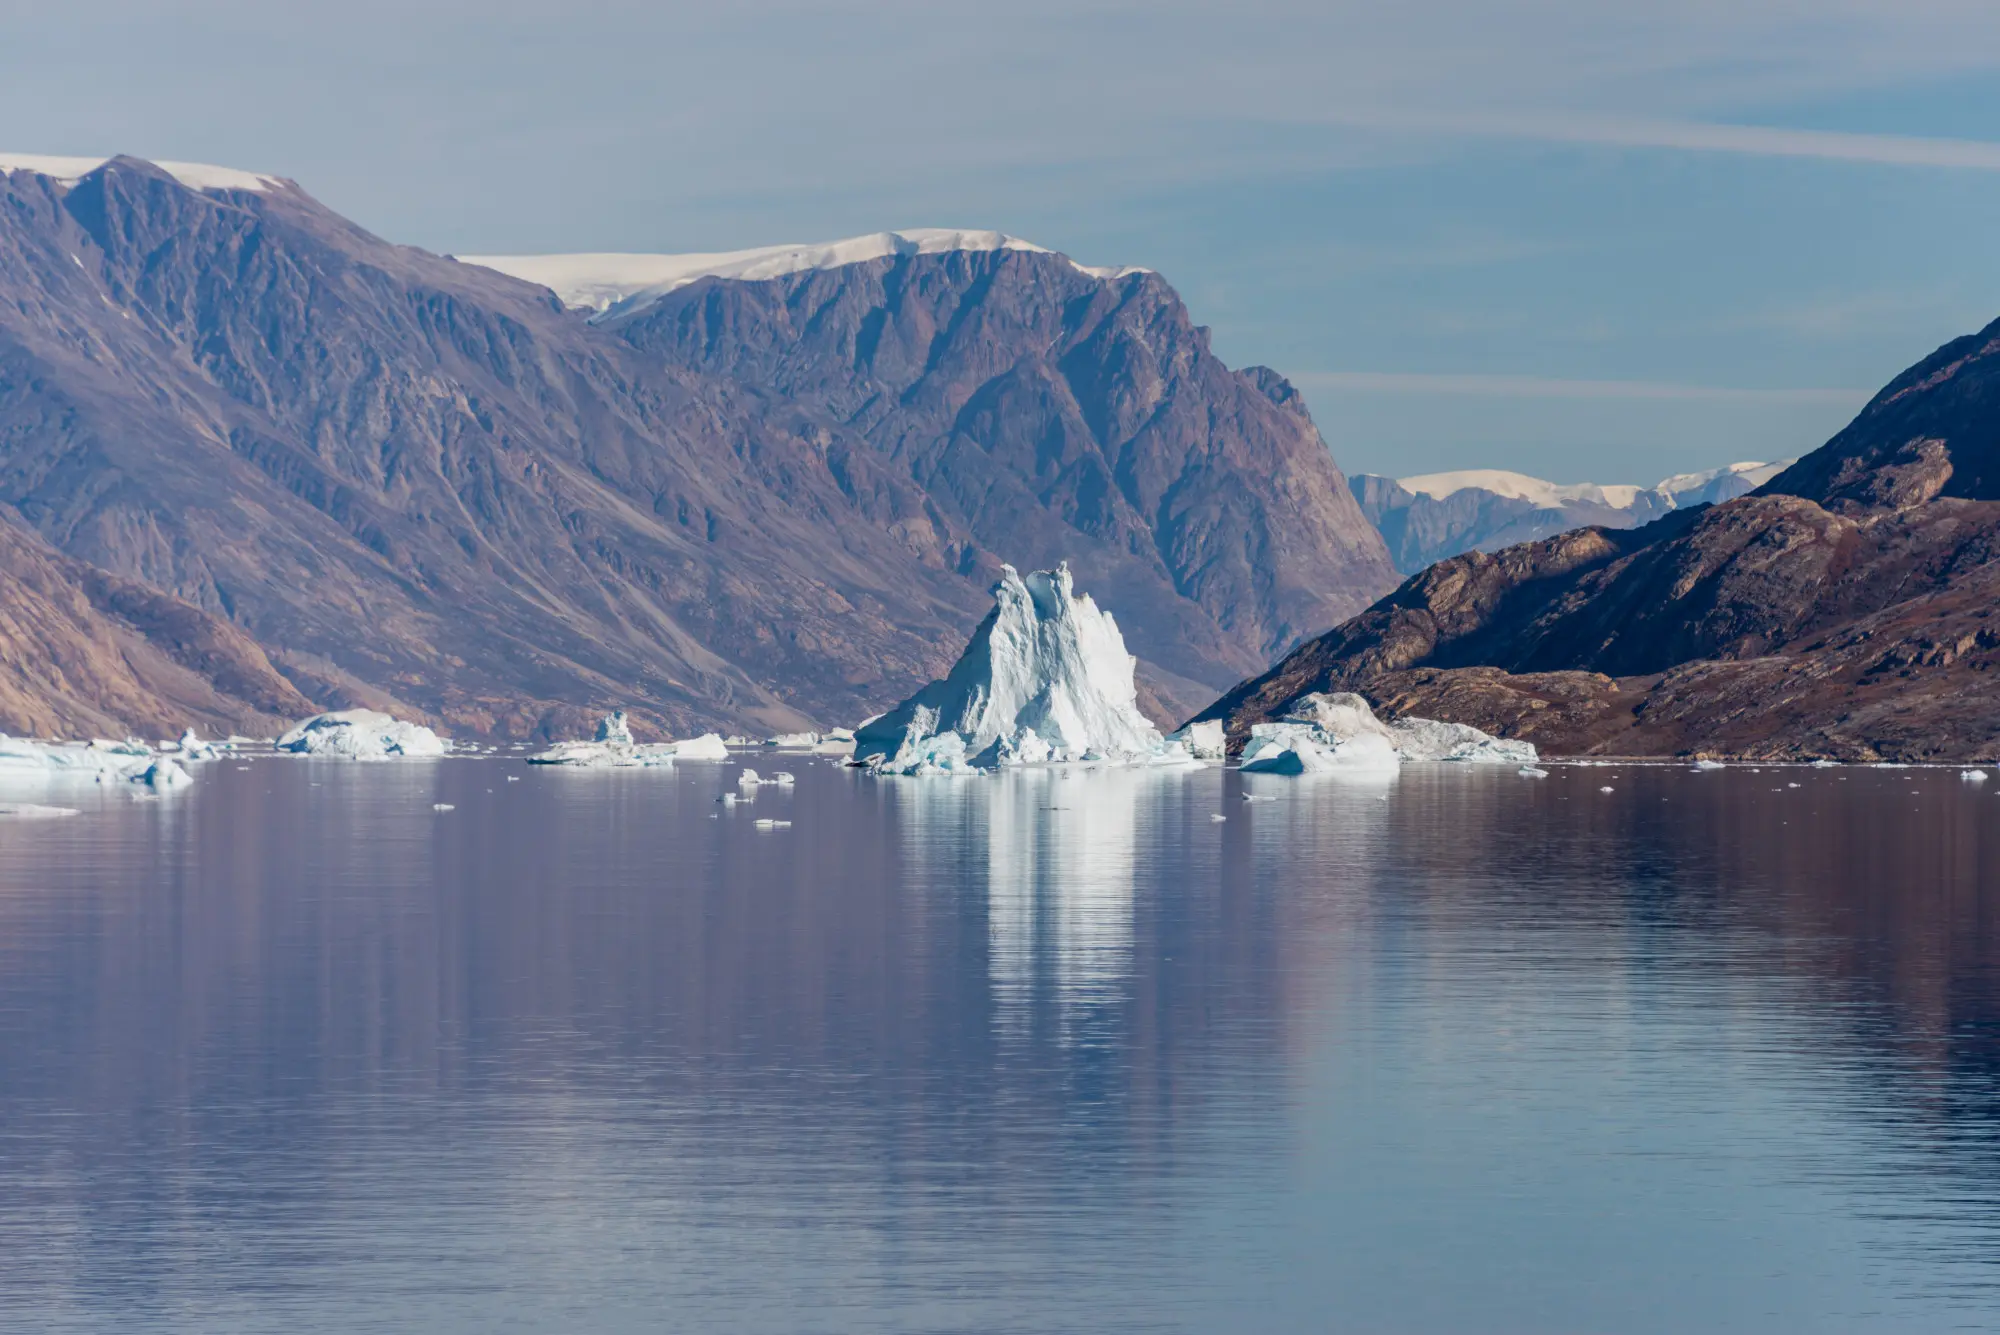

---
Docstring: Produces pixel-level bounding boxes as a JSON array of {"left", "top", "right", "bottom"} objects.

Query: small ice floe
[
  {"left": 176, "top": 729, "right": 219, "bottom": 761},
  {"left": 234, "top": 765, "right": 251, "bottom": 771},
  {"left": 718, "top": 793, "right": 737, "bottom": 807},
  {"left": 506, "top": 775, "right": 520, "bottom": 782},
  {"left": 1209, "top": 813, "right": 1227, "bottom": 822},
  {"left": 1691, "top": 758, "right": 1726, "bottom": 770},
  {"left": 1240, "top": 693, "right": 1532, "bottom": 774},
  {"left": 1519, "top": 766, "right": 1549, "bottom": 778},
  {"left": 753, "top": 818, "right": 793, "bottom": 830},
  {"left": 1168, "top": 720, "right": 1227, "bottom": 761},
  {"left": 773, "top": 771, "right": 796, "bottom": 785},
  {"left": 766, "top": 732, "right": 818, "bottom": 749},
  {"left": 136, "top": 759, "right": 193, "bottom": 789},
  {"left": 0, "top": 804, "right": 79, "bottom": 820},
  {"left": 1810, "top": 759, "right": 1840, "bottom": 768},
  {"left": 277, "top": 710, "right": 448, "bottom": 760},
  {"left": 432, "top": 803, "right": 455, "bottom": 812},
  {"left": 1599, "top": 785, "right": 1615, "bottom": 793},
  {"left": 1787, "top": 782, "right": 1801, "bottom": 788},
  {"left": 1962, "top": 769, "right": 1990, "bottom": 783},
  {"left": 738, "top": 768, "right": 764, "bottom": 787},
  {"left": 1241, "top": 793, "right": 1278, "bottom": 803}
]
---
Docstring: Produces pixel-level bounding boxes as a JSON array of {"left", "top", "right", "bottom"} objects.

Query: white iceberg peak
[
  {"left": 462, "top": 229, "right": 1149, "bottom": 322},
  {"left": 1239, "top": 692, "right": 1535, "bottom": 774},
  {"left": 854, "top": 562, "right": 1192, "bottom": 775}
]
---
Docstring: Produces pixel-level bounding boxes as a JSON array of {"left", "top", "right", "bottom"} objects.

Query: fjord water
[{"left": 2, "top": 760, "right": 1998, "bottom": 1333}]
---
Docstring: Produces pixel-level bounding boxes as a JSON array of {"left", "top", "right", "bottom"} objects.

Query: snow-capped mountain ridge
[
  {"left": 464, "top": 229, "right": 1151, "bottom": 321},
  {"left": 1399, "top": 460, "right": 1786, "bottom": 509},
  {"left": 0, "top": 153, "right": 284, "bottom": 194}
]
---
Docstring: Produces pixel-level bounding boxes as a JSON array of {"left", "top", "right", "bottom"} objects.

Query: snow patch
[
  {"left": 853, "top": 563, "right": 1196, "bottom": 776},
  {"left": 463, "top": 229, "right": 1149, "bottom": 322},
  {"left": 276, "top": 710, "right": 449, "bottom": 760},
  {"left": 1397, "top": 459, "right": 1793, "bottom": 515},
  {"left": 0, "top": 153, "right": 282, "bottom": 193}
]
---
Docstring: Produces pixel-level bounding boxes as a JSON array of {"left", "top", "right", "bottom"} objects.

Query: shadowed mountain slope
[{"left": 1201, "top": 320, "right": 2000, "bottom": 762}]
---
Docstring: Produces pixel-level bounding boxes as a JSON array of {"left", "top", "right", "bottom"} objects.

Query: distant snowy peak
[
  {"left": 1399, "top": 469, "right": 1643, "bottom": 510},
  {"left": 0, "top": 153, "right": 284, "bottom": 194},
  {"left": 463, "top": 229, "right": 1151, "bottom": 320},
  {"left": 1399, "top": 460, "right": 1789, "bottom": 510}
]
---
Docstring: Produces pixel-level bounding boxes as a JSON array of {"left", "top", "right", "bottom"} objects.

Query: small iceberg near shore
[
  {"left": 526, "top": 710, "right": 732, "bottom": 767},
  {"left": 852, "top": 563, "right": 1199, "bottom": 776},
  {"left": 1238, "top": 693, "right": 1535, "bottom": 773},
  {"left": 276, "top": 709, "right": 449, "bottom": 759}
]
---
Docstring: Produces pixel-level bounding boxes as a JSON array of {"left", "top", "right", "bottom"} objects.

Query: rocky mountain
[
  {"left": 1202, "top": 318, "right": 2000, "bottom": 762},
  {"left": 474, "top": 232, "right": 1396, "bottom": 695},
  {"left": 1352, "top": 462, "right": 1787, "bottom": 573},
  {"left": 0, "top": 158, "right": 1395, "bottom": 739}
]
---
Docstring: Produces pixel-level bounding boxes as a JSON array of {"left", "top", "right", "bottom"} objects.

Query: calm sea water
[{"left": 1, "top": 756, "right": 1998, "bottom": 1333}]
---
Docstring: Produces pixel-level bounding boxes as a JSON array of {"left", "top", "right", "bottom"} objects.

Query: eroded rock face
[
  {"left": 1201, "top": 493, "right": 2000, "bottom": 762},
  {"left": 0, "top": 159, "right": 1395, "bottom": 738}
]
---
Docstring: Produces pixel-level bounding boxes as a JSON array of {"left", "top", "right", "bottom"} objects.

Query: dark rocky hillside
[{"left": 1201, "top": 320, "right": 2000, "bottom": 761}]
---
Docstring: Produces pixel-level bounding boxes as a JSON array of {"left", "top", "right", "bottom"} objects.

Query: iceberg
[
  {"left": 176, "top": 728, "right": 219, "bottom": 761},
  {"left": 528, "top": 714, "right": 730, "bottom": 767},
  {"left": 276, "top": 710, "right": 449, "bottom": 760},
  {"left": 1238, "top": 693, "right": 1535, "bottom": 773},
  {"left": 1167, "top": 719, "right": 1226, "bottom": 760},
  {"left": 137, "top": 758, "right": 193, "bottom": 788},
  {"left": 852, "top": 563, "right": 1197, "bottom": 775},
  {"left": 0, "top": 735, "right": 161, "bottom": 781}
]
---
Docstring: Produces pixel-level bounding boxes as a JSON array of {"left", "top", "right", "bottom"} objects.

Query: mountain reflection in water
[{"left": 0, "top": 758, "right": 1996, "bottom": 1333}]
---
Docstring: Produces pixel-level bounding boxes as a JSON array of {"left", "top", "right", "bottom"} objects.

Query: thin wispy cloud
[
  {"left": 1317, "top": 109, "right": 2000, "bottom": 172},
  {"left": 1295, "top": 371, "right": 1871, "bottom": 405}
]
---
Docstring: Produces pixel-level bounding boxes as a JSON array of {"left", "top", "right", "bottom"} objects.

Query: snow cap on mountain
[
  {"left": 464, "top": 230, "right": 1149, "bottom": 321},
  {"left": 0, "top": 153, "right": 283, "bottom": 194}
]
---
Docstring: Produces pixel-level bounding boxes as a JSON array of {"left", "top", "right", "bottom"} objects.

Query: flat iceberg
[
  {"left": 528, "top": 714, "right": 731, "bottom": 767},
  {"left": 276, "top": 710, "right": 449, "bottom": 760},
  {"left": 1167, "top": 719, "right": 1226, "bottom": 760},
  {"left": 0, "top": 736, "right": 160, "bottom": 781},
  {"left": 1238, "top": 693, "right": 1535, "bottom": 773},
  {"left": 852, "top": 563, "right": 1196, "bottom": 775}
]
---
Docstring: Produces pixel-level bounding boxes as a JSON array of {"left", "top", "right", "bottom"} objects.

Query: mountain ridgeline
[
  {"left": 0, "top": 157, "right": 1396, "bottom": 739},
  {"left": 1204, "top": 316, "right": 2000, "bottom": 761}
]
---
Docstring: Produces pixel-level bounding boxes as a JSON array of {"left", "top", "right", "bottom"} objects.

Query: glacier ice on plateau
[
  {"left": 1239, "top": 693, "right": 1534, "bottom": 773},
  {"left": 275, "top": 710, "right": 449, "bottom": 760},
  {"left": 852, "top": 563, "right": 1197, "bottom": 776}
]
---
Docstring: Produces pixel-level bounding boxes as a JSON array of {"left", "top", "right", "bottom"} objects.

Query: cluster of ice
[
  {"left": 853, "top": 563, "right": 1198, "bottom": 776},
  {"left": 0, "top": 153, "right": 282, "bottom": 193},
  {"left": 276, "top": 710, "right": 449, "bottom": 760},
  {"left": 0, "top": 734, "right": 209, "bottom": 788},
  {"left": 1167, "top": 720, "right": 1226, "bottom": 760},
  {"left": 527, "top": 711, "right": 731, "bottom": 767},
  {"left": 1239, "top": 693, "right": 1535, "bottom": 774},
  {"left": 463, "top": 229, "right": 1149, "bottom": 323}
]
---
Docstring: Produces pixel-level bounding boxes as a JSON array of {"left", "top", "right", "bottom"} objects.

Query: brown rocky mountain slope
[
  {"left": 0, "top": 513, "right": 311, "bottom": 739},
  {"left": 1200, "top": 316, "right": 2000, "bottom": 761},
  {"left": 0, "top": 158, "right": 1393, "bottom": 739}
]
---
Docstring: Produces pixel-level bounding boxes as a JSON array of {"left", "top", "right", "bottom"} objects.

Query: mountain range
[
  {"left": 1204, "top": 316, "right": 2000, "bottom": 761},
  {"left": 1351, "top": 461, "right": 1790, "bottom": 573},
  {"left": 0, "top": 155, "right": 1397, "bottom": 740}
]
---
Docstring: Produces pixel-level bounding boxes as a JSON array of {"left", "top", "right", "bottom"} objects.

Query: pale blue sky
[{"left": 6, "top": 0, "right": 1999, "bottom": 483}]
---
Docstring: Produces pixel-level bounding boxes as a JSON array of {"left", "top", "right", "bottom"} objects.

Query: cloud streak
[
  {"left": 1295, "top": 371, "right": 1872, "bottom": 404},
  {"left": 1320, "top": 108, "right": 2000, "bottom": 172}
]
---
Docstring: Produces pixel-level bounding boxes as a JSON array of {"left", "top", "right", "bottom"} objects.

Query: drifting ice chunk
[
  {"left": 276, "top": 710, "right": 449, "bottom": 759},
  {"left": 0, "top": 735, "right": 157, "bottom": 780},
  {"left": 1241, "top": 723, "right": 1400, "bottom": 774},
  {"left": 1962, "top": 769, "right": 1989, "bottom": 782},
  {"left": 1238, "top": 692, "right": 1534, "bottom": 772},
  {"left": 0, "top": 803, "right": 79, "bottom": 819},
  {"left": 662, "top": 733, "right": 730, "bottom": 760},
  {"left": 853, "top": 563, "right": 1195, "bottom": 775},
  {"left": 1168, "top": 719, "right": 1226, "bottom": 760},
  {"left": 136, "top": 758, "right": 193, "bottom": 788},
  {"left": 177, "top": 728, "right": 219, "bottom": 761},
  {"left": 595, "top": 710, "right": 635, "bottom": 746},
  {"left": 766, "top": 731, "right": 819, "bottom": 748}
]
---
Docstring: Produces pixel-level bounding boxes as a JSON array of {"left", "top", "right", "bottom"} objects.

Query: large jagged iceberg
[
  {"left": 0, "top": 736, "right": 198, "bottom": 787},
  {"left": 853, "top": 563, "right": 1195, "bottom": 775},
  {"left": 276, "top": 710, "right": 449, "bottom": 759},
  {"left": 1240, "top": 692, "right": 1535, "bottom": 773}
]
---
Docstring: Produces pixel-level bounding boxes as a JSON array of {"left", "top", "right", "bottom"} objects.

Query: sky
[{"left": 5, "top": 0, "right": 2000, "bottom": 483}]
